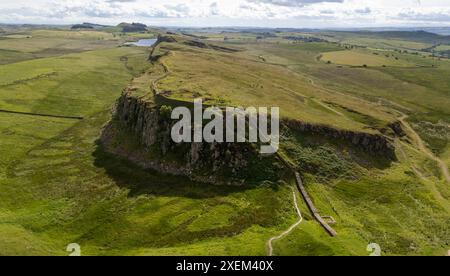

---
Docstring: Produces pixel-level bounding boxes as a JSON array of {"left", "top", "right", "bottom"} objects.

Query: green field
[
  {"left": 435, "top": 44, "right": 450, "bottom": 51},
  {"left": 0, "top": 27, "right": 449, "bottom": 256},
  {"left": 0, "top": 29, "right": 155, "bottom": 65},
  {"left": 340, "top": 37, "right": 431, "bottom": 51}
]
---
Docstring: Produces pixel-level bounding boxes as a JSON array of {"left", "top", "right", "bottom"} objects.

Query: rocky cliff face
[
  {"left": 101, "top": 93, "right": 283, "bottom": 185},
  {"left": 284, "top": 119, "right": 397, "bottom": 160},
  {"left": 102, "top": 78, "right": 397, "bottom": 185}
]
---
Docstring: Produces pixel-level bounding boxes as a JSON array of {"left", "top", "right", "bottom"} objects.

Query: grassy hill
[
  {"left": 352, "top": 31, "right": 450, "bottom": 44},
  {"left": 150, "top": 34, "right": 396, "bottom": 133}
]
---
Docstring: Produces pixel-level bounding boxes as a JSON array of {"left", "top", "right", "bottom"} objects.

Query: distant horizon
[
  {"left": 1, "top": 1, "right": 449, "bottom": 30},
  {"left": 2, "top": 22, "right": 450, "bottom": 31}
]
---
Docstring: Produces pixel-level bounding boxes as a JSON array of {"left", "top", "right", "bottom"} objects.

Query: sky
[{"left": 0, "top": 0, "right": 449, "bottom": 28}]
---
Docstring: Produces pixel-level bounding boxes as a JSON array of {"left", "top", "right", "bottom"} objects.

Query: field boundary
[
  {"left": 294, "top": 172, "right": 338, "bottom": 237},
  {"left": 0, "top": 109, "right": 84, "bottom": 120}
]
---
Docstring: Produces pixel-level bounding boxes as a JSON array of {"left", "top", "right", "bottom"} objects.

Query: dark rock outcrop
[
  {"left": 148, "top": 35, "right": 173, "bottom": 62},
  {"left": 389, "top": 121, "right": 406, "bottom": 137},
  {"left": 101, "top": 91, "right": 397, "bottom": 185},
  {"left": 284, "top": 119, "right": 397, "bottom": 160},
  {"left": 157, "top": 34, "right": 178, "bottom": 44},
  {"left": 183, "top": 40, "right": 239, "bottom": 53},
  {"left": 119, "top": 22, "right": 147, "bottom": 33},
  {"left": 101, "top": 93, "right": 282, "bottom": 185}
]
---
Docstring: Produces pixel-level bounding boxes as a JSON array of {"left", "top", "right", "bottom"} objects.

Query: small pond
[{"left": 124, "top": 38, "right": 157, "bottom": 47}]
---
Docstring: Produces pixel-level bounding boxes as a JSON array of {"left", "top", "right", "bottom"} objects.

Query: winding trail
[
  {"left": 396, "top": 139, "right": 450, "bottom": 212},
  {"left": 308, "top": 72, "right": 450, "bottom": 184},
  {"left": 310, "top": 98, "right": 346, "bottom": 117},
  {"left": 267, "top": 187, "right": 303, "bottom": 256},
  {"left": 398, "top": 114, "right": 450, "bottom": 183}
]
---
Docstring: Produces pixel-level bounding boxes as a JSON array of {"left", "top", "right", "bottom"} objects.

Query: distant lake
[{"left": 124, "top": 38, "right": 157, "bottom": 47}]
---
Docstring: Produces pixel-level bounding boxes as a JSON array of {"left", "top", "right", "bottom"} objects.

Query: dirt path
[
  {"left": 307, "top": 77, "right": 376, "bottom": 108},
  {"left": 267, "top": 187, "right": 303, "bottom": 256},
  {"left": 310, "top": 98, "right": 346, "bottom": 117},
  {"left": 307, "top": 72, "right": 450, "bottom": 184},
  {"left": 398, "top": 114, "right": 450, "bottom": 183},
  {"left": 396, "top": 139, "right": 450, "bottom": 212}
]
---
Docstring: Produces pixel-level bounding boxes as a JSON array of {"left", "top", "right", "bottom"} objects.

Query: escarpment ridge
[
  {"left": 101, "top": 32, "right": 398, "bottom": 184},
  {"left": 101, "top": 93, "right": 284, "bottom": 185},
  {"left": 101, "top": 90, "right": 397, "bottom": 185},
  {"left": 284, "top": 119, "right": 397, "bottom": 160}
]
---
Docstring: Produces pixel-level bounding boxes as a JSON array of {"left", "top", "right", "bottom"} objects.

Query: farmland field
[
  {"left": 434, "top": 44, "right": 450, "bottom": 52},
  {"left": 339, "top": 37, "right": 431, "bottom": 51},
  {"left": 321, "top": 50, "right": 414, "bottom": 67}
]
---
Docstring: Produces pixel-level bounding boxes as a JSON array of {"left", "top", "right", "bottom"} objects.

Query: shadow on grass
[
  {"left": 91, "top": 140, "right": 287, "bottom": 247},
  {"left": 92, "top": 140, "right": 263, "bottom": 199}
]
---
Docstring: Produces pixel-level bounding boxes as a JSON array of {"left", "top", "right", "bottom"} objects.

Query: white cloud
[{"left": 0, "top": 0, "right": 449, "bottom": 27}]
